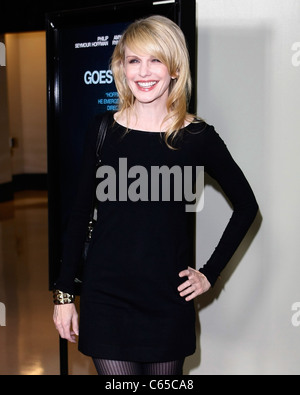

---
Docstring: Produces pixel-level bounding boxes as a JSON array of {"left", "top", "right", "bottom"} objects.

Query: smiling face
[{"left": 123, "top": 46, "right": 173, "bottom": 107}]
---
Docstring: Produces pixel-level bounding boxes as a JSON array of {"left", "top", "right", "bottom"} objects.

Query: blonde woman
[{"left": 53, "top": 15, "right": 258, "bottom": 375}]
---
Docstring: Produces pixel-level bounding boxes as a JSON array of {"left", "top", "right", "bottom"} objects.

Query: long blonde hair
[{"left": 110, "top": 15, "right": 194, "bottom": 148}]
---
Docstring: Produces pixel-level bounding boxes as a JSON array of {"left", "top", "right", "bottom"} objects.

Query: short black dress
[{"left": 55, "top": 111, "right": 258, "bottom": 362}]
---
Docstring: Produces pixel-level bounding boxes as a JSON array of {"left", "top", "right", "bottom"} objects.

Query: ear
[{"left": 171, "top": 70, "right": 179, "bottom": 80}]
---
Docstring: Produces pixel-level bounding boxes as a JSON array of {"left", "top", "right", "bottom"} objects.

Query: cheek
[
  {"left": 124, "top": 74, "right": 136, "bottom": 95},
  {"left": 123, "top": 64, "right": 135, "bottom": 80},
  {"left": 125, "top": 77, "right": 136, "bottom": 92},
  {"left": 122, "top": 67, "right": 135, "bottom": 91},
  {"left": 159, "top": 68, "right": 172, "bottom": 85},
  {"left": 161, "top": 75, "right": 172, "bottom": 90}
]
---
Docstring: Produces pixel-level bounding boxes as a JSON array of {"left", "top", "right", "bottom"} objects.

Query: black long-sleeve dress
[{"left": 55, "top": 111, "right": 258, "bottom": 362}]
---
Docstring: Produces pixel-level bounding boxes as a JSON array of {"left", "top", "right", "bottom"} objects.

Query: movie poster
[{"left": 57, "top": 22, "right": 129, "bottom": 235}]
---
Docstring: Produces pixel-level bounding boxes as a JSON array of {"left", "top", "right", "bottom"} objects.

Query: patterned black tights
[{"left": 92, "top": 358, "right": 184, "bottom": 375}]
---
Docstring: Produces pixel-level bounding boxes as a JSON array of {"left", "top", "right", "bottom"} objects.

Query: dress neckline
[{"left": 113, "top": 114, "right": 194, "bottom": 134}]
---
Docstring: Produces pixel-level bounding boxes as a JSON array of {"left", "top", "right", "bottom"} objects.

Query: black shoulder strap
[
  {"left": 95, "top": 111, "right": 113, "bottom": 164},
  {"left": 89, "top": 111, "right": 114, "bottom": 223}
]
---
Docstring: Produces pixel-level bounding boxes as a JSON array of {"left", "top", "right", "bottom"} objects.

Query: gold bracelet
[{"left": 53, "top": 289, "right": 75, "bottom": 305}]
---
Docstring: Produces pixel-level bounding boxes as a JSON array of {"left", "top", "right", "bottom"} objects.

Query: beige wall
[
  {"left": 0, "top": 36, "right": 12, "bottom": 185},
  {"left": 191, "top": 0, "right": 300, "bottom": 375},
  {"left": 5, "top": 31, "right": 47, "bottom": 175}
]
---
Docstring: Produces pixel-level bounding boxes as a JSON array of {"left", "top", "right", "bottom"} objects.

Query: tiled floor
[
  {"left": 0, "top": 191, "right": 96, "bottom": 375},
  {"left": 0, "top": 191, "right": 200, "bottom": 375}
]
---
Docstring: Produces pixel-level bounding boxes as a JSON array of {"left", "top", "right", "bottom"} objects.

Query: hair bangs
[{"left": 125, "top": 27, "right": 166, "bottom": 61}]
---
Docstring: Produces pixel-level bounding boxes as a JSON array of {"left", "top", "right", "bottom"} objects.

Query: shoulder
[
  {"left": 84, "top": 111, "right": 116, "bottom": 146},
  {"left": 184, "top": 117, "right": 216, "bottom": 140},
  {"left": 86, "top": 111, "right": 116, "bottom": 138},
  {"left": 182, "top": 118, "right": 231, "bottom": 159},
  {"left": 93, "top": 110, "right": 116, "bottom": 126}
]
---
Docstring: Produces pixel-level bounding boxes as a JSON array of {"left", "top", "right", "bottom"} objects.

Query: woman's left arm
[
  {"left": 178, "top": 124, "right": 259, "bottom": 297},
  {"left": 199, "top": 125, "right": 259, "bottom": 287}
]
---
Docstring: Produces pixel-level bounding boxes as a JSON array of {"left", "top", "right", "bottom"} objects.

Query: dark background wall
[
  {"left": 0, "top": 0, "right": 136, "bottom": 33},
  {"left": 0, "top": 0, "right": 145, "bottom": 201}
]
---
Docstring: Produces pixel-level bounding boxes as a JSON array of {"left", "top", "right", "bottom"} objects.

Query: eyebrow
[{"left": 125, "top": 54, "right": 156, "bottom": 59}]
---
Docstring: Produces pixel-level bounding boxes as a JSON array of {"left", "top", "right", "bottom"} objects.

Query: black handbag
[{"left": 74, "top": 111, "right": 112, "bottom": 289}]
